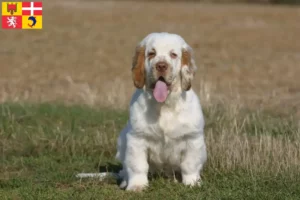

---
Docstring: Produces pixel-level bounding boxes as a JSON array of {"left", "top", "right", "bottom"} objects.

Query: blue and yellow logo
[{"left": 28, "top": 16, "right": 36, "bottom": 28}]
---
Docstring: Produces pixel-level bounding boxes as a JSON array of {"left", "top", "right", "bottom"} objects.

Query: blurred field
[
  {"left": 1, "top": 0, "right": 300, "bottom": 199},
  {"left": 1, "top": 0, "right": 300, "bottom": 114}
]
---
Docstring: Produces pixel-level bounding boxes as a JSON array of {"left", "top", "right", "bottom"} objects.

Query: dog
[{"left": 116, "top": 32, "right": 207, "bottom": 191}]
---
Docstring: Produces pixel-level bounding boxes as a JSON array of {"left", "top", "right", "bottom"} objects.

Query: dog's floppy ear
[
  {"left": 181, "top": 45, "right": 197, "bottom": 91},
  {"left": 132, "top": 45, "right": 146, "bottom": 89}
]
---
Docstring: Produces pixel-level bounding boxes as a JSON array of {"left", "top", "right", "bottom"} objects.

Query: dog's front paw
[
  {"left": 182, "top": 173, "right": 202, "bottom": 187},
  {"left": 125, "top": 174, "right": 148, "bottom": 192}
]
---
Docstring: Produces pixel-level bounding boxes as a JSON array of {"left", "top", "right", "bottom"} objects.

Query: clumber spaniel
[{"left": 116, "top": 32, "right": 207, "bottom": 191}]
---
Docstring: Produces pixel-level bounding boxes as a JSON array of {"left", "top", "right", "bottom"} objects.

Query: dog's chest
[
  {"left": 153, "top": 106, "right": 193, "bottom": 138},
  {"left": 147, "top": 135, "right": 185, "bottom": 169},
  {"left": 145, "top": 107, "right": 190, "bottom": 168}
]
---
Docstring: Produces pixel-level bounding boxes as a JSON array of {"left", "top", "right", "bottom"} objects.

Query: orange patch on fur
[
  {"left": 180, "top": 48, "right": 193, "bottom": 91},
  {"left": 181, "top": 49, "right": 191, "bottom": 67},
  {"left": 132, "top": 46, "right": 146, "bottom": 88}
]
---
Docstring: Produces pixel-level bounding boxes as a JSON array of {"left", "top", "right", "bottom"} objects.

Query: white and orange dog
[{"left": 116, "top": 32, "right": 207, "bottom": 191}]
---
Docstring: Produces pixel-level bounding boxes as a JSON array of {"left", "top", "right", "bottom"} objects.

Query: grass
[
  {"left": 1, "top": 103, "right": 299, "bottom": 199},
  {"left": 1, "top": 1, "right": 300, "bottom": 113}
]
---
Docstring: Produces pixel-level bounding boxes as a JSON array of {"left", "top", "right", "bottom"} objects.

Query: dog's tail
[{"left": 75, "top": 172, "right": 120, "bottom": 180}]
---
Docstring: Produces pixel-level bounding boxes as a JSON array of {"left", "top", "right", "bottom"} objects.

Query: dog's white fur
[{"left": 116, "top": 32, "right": 207, "bottom": 191}]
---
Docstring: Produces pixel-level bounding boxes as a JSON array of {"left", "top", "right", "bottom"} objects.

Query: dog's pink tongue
[{"left": 153, "top": 80, "right": 168, "bottom": 102}]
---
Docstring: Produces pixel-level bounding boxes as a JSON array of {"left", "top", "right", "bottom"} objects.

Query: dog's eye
[
  {"left": 148, "top": 52, "right": 156, "bottom": 57},
  {"left": 170, "top": 52, "right": 177, "bottom": 59}
]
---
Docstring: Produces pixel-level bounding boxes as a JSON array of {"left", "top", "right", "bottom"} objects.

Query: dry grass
[
  {"left": 204, "top": 104, "right": 300, "bottom": 175},
  {"left": 1, "top": 0, "right": 300, "bottom": 114}
]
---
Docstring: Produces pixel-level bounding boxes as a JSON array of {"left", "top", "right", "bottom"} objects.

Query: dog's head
[{"left": 132, "top": 32, "right": 197, "bottom": 102}]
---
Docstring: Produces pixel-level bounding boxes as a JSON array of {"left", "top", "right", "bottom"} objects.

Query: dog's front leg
[
  {"left": 124, "top": 134, "right": 149, "bottom": 191},
  {"left": 180, "top": 136, "right": 207, "bottom": 187}
]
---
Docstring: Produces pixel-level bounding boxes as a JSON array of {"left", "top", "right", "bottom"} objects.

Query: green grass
[{"left": 0, "top": 103, "right": 299, "bottom": 199}]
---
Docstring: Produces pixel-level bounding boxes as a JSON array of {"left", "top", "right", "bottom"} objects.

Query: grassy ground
[{"left": 1, "top": 103, "right": 299, "bottom": 199}]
